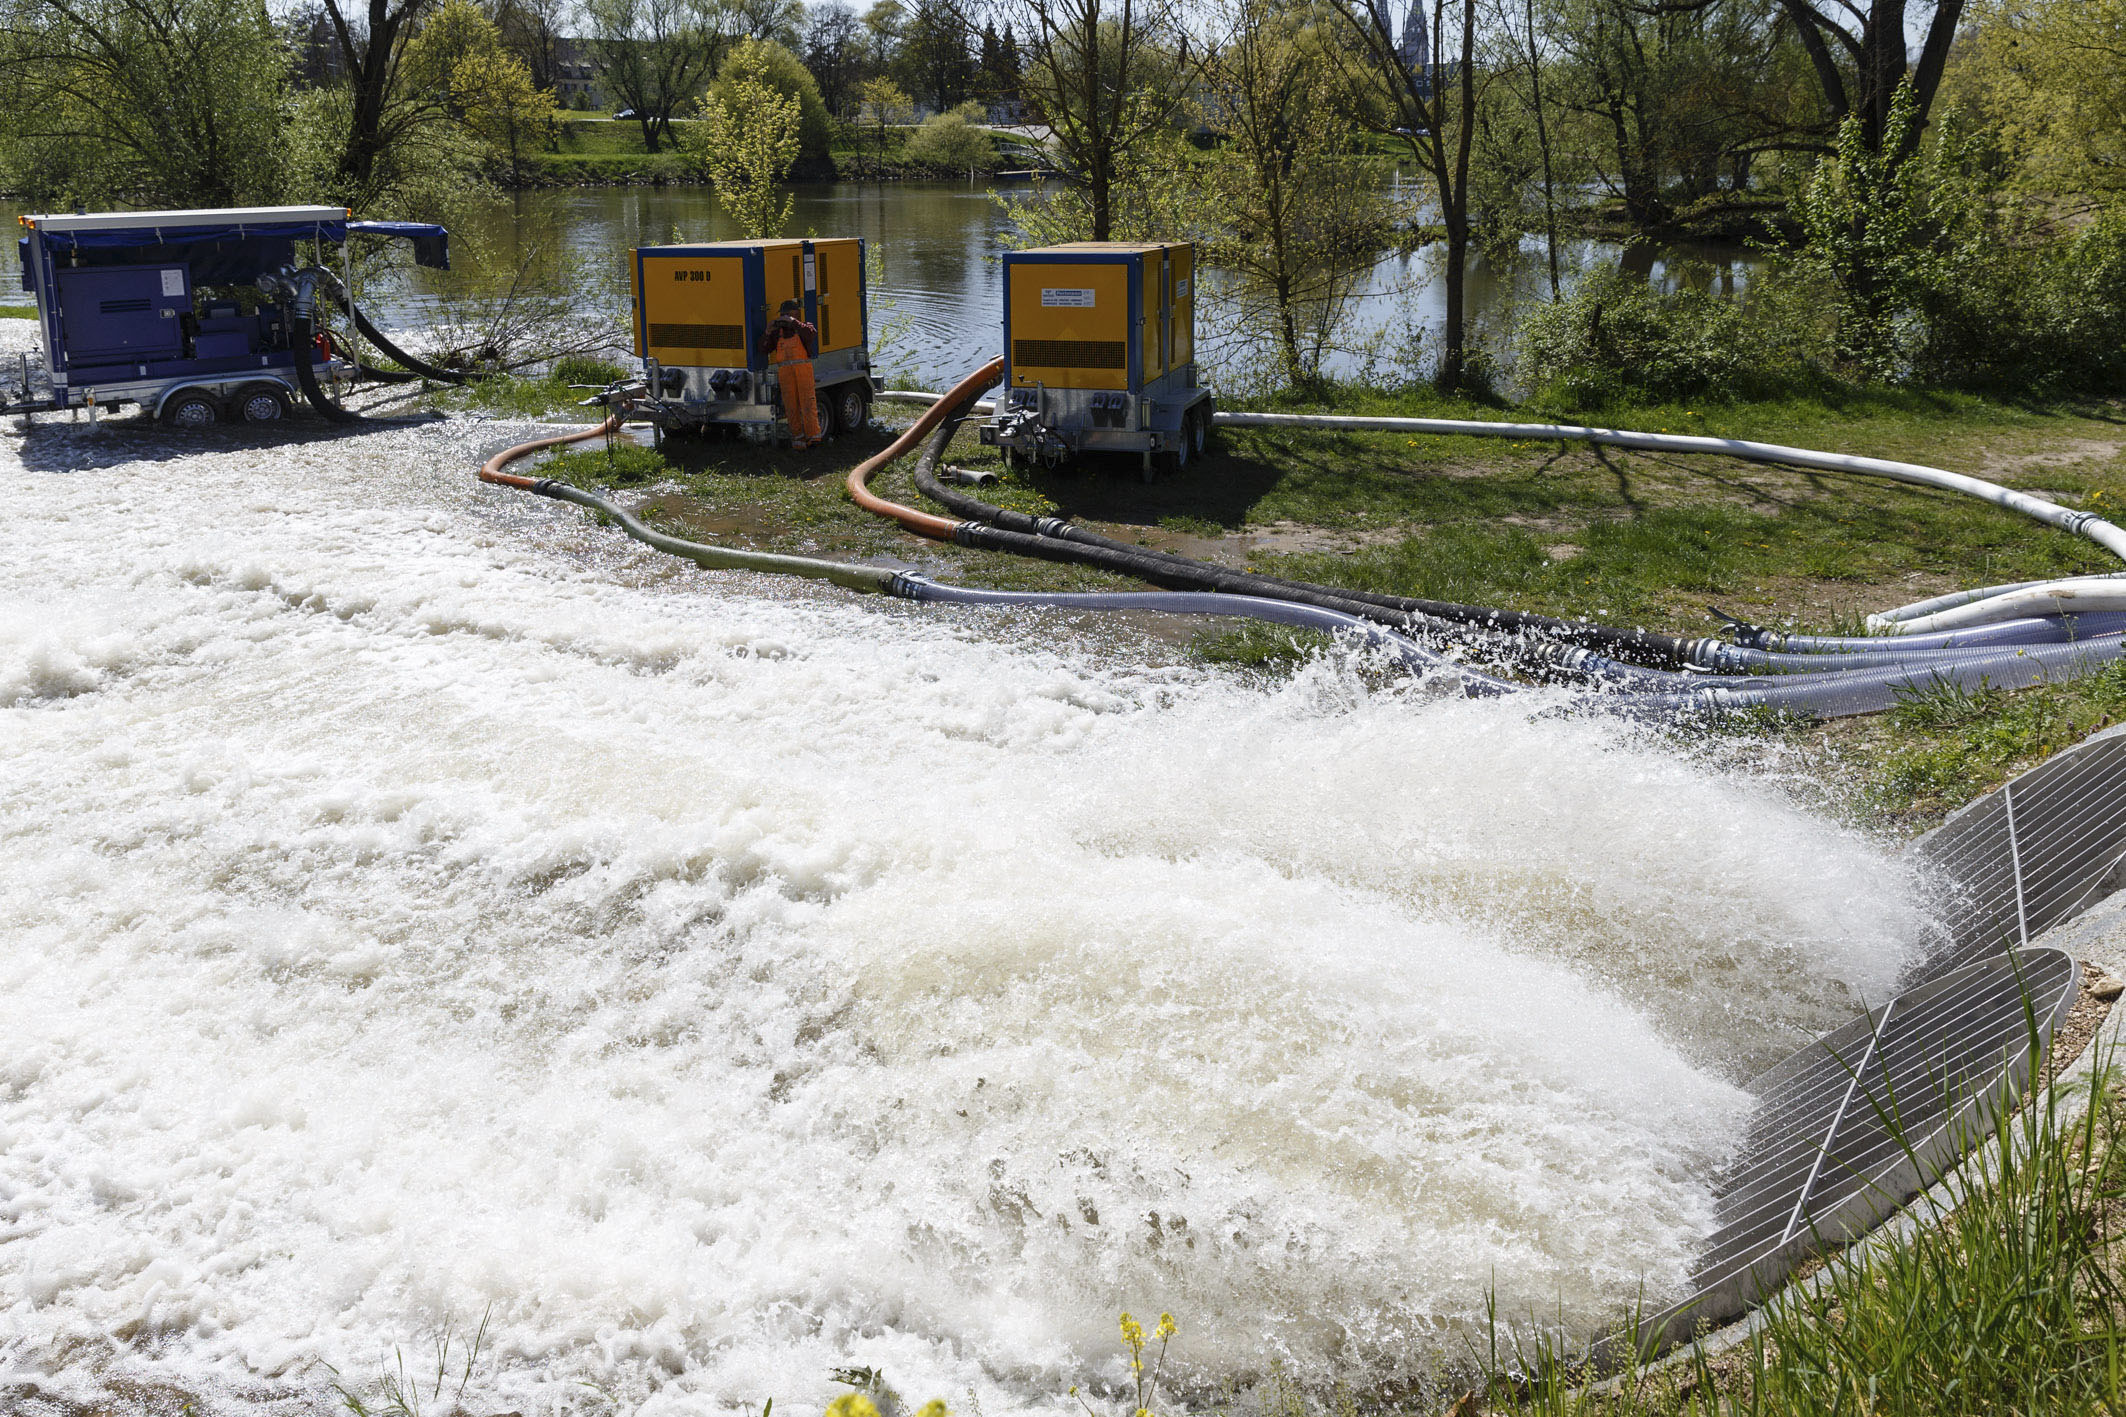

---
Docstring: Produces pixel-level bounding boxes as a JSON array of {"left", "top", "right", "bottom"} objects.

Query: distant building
[
  {"left": 552, "top": 38, "right": 607, "bottom": 110},
  {"left": 1397, "top": 0, "right": 1429, "bottom": 73},
  {"left": 1397, "top": 0, "right": 1462, "bottom": 99}
]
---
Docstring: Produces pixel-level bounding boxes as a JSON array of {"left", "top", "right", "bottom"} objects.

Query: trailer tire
[
  {"left": 1189, "top": 402, "right": 1213, "bottom": 458},
  {"left": 162, "top": 391, "right": 221, "bottom": 429},
  {"left": 234, "top": 384, "right": 290, "bottom": 423},
  {"left": 833, "top": 384, "right": 870, "bottom": 437}
]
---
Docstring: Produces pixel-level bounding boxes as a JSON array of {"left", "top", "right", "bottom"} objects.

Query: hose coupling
[{"left": 884, "top": 571, "right": 934, "bottom": 599}]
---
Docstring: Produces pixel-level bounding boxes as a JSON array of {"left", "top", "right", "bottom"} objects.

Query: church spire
[{"left": 1397, "top": 0, "right": 1430, "bottom": 73}]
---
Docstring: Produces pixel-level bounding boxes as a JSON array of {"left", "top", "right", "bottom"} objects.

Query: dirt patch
[{"left": 1979, "top": 439, "right": 2125, "bottom": 480}]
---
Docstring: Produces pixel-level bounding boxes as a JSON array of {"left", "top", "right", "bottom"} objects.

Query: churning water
[{"left": 2, "top": 368, "right": 1926, "bottom": 1414}]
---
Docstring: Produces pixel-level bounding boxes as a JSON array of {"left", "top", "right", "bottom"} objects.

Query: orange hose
[
  {"left": 481, "top": 414, "right": 623, "bottom": 489},
  {"left": 845, "top": 357, "right": 1002, "bottom": 541}
]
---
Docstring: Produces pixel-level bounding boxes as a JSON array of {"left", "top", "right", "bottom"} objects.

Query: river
[
  {"left": 0, "top": 307, "right": 1922, "bottom": 1415},
  {"left": 3, "top": 181, "right": 1760, "bottom": 390}
]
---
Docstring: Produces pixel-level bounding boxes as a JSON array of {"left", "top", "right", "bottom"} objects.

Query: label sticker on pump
[
  {"left": 160, "top": 269, "right": 184, "bottom": 297},
  {"left": 1041, "top": 288, "right": 1096, "bottom": 307}
]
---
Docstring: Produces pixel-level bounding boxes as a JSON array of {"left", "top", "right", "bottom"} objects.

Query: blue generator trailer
[{"left": 4, "top": 205, "right": 449, "bottom": 427}]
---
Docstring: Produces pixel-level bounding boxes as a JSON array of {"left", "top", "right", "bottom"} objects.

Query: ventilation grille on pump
[
  {"left": 1607, "top": 724, "right": 2126, "bottom": 1363},
  {"left": 1015, "top": 339, "right": 1125, "bottom": 370},
  {"left": 650, "top": 323, "right": 745, "bottom": 352}
]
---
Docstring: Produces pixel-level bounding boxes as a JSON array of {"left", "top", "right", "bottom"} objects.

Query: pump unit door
[
  {"left": 814, "top": 240, "right": 864, "bottom": 353},
  {"left": 639, "top": 255, "right": 748, "bottom": 365},
  {"left": 1009, "top": 261, "right": 1133, "bottom": 390},
  {"left": 763, "top": 244, "right": 805, "bottom": 328},
  {"left": 1169, "top": 246, "right": 1194, "bottom": 371}
]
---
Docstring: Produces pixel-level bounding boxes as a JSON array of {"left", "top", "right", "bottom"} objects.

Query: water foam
[{"left": 0, "top": 392, "right": 1925, "bottom": 1414}]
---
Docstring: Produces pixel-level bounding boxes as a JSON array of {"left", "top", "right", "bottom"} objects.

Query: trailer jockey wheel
[
  {"left": 833, "top": 384, "right": 870, "bottom": 437},
  {"left": 235, "top": 384, "right": 289, "bottom": 423},
  {"left": 162, "top": 391, "right": 220, "bottom": 428}
]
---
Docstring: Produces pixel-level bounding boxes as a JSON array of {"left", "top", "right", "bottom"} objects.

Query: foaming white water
[{"left": 0, "top": 397, "right": 1925, "bottom": 1415}]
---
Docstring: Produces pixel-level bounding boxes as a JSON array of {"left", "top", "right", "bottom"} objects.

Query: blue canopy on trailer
[{"left": 16, "top": 208, "right": 449, "bottom": 289}]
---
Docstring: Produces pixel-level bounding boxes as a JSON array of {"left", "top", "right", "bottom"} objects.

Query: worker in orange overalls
[{"left": 762, "top": 299, "right": 822, "bottom": 449}]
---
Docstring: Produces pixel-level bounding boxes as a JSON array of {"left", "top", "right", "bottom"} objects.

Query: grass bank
[{"left": 483, "top": 374, "right": 2125, "bottom": 828}]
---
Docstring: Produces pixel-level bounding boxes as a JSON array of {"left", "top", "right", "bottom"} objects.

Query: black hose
[
  {"left": 910, "top": 394, "right": 1695, "bottom": 666},
  {"left": 320, "top": 271, "right": 473, "bottom": 386},
  {"left": 290, "top": 314, "right": 360, "bottom": 424},
  {"left": 905, "top": 400, "right": 1599, "bottom": 682}
]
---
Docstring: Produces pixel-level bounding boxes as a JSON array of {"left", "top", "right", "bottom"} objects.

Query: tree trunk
[
  {"left": 1440, "top": 216, "right": 1466, "bottom": 391},
  {"left": 1525, "top": 0, "right": 1559, "bottom": 297}
]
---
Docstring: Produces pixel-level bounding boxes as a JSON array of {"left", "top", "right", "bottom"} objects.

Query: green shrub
[
  {"left": 1516, "top": 271, "right": 1829, "bottom": 407},
  {"left": 1910, "top": 215, "right": 2126, "bottom": 394},
  {"left": 549, "top": 354, "right": 627, "bottom": 386},
  {"left": 901, "top": 104, "right": 998, "bottom": 174}
]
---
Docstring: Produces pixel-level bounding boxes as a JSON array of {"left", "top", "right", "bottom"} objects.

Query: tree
[
  {"left": 489, "top": 0, "right": 565, "bottom": 90},
  {"left": 1958, "top": 0, "right": 2126, "bottom": 215},
  {"left": 709, "top": 36, "right": 831, "bottom": 164},
  {"left": 896, "top": 0, "right": 976, "bottom": 112},
  {"left": 693, "top": 44, "right": 802, "bottom": 234},
  {"left": 1011, "top": 0, "right": 1199, "bottom": 240},
  {"left": 1326, "top": 0, "right": 1487, "bottom": 391},
  {"left": 858, "top": 74, "right": 912, "bottom": 159},
  {"left": 427, "top": 0, "right": 559, "bottom": 182},
  {"left": 724, "top": 0, "right": 802, "bottom": 47},
  {"left": 1201, "top": 0, "right": 1396, "bottom": 385},
  {"left": 804, "top": 1, "right": 866, "bottom": 117},
  {"left": 587, "top": 0, "right": 726, "bottom": 152},
  {"left": 1545, "top": 0, "right": 1812, "bottom": 233},
  {"left": 862, "top": 0, "right": 903, "bottom": 74},
  {"left": 313, "top": 0, "right": 446, "bottom": 194},
  {"left": 0, "top": 0, "right": 291, "bottom": 205},
  {"left": 1776, "top": 0, "right": 1963, "bottom": 162}
]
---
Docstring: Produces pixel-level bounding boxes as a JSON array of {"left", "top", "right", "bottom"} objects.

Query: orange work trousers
[{"left": 773, "top": 336, "right": 821, "bottom": 448}]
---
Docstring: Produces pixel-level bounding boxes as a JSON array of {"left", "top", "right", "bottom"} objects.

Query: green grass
[
  {"left": 528, "top": 425, "right": 1125, "bottom": 594},
  {"left": 0, "top": 305, "right": 35, "bottom": 318},
  {"left": 419, "top": 369, "right": 616, "bottom": 419},
  {"left": 1836, "top": 661, "right": 2126, "bottom": 825}
]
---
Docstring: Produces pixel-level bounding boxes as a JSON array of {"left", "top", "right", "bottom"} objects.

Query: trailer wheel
[
  {"left": 235, "top": 385, "right": 290, "bottom": 423},
  {"left": 1189, "top": 402, "right": 1213, "bottom": 458},
  {"left": 162, "top": 391, "right": 221, "bottom": 429},
  {"left": 833, "top": 384, "right": 870, "bottom": 436}
]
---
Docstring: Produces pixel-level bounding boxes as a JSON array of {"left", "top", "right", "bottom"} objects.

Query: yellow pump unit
[
  {"left": 980, "top": 241, "right": 1214, "bottom": 474},
  {"left": 630, "top": 238, "right": 875, "bottom": 440}
]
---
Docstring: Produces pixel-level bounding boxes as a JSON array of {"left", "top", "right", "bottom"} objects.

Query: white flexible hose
[{"left": 1883, "top": 581, "right": 2126, "bottom": 634}]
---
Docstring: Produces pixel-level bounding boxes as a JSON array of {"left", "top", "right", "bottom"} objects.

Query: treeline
[{"left": 1, "top": 0, "right": 2120, "bottom": 402}]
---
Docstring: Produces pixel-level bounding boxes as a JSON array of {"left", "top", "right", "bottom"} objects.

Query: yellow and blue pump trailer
[
  {"left": 978, "top": 241, "right": 1214, "bottom": 475},
  {"left": 629, "top": 238, "right": 876, "bottom": 441}
]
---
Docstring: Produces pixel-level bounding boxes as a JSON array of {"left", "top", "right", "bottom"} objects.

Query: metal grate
[
  {"left": 1014, "top": 339, "right": 1126, "bottom": 370},
  {"left": 649, "top": 323, "right": 745, "bottom": 352},
  {"left": 1601, "top": 725, "right": 2126, "bottom": 1363},
  {"left": 1908, "top": 726, "right": 2126, "bottom": 980},
  {"left": 1615, "top": 947, "right": 2079, "bottom": 1359}
]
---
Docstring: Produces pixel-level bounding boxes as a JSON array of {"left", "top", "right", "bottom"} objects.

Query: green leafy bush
[
  {"left": 1909, "top": 215, "right": 2126, "bottom": 394},
  {"left": 549, "top": 354, "right": 627, "bottom": 386},
  {"left": 1515, "top": 271, "right": 1828, "bottom": 406},
  {"left": 901, "top": 104, "right": 998, "bottom": 174}
]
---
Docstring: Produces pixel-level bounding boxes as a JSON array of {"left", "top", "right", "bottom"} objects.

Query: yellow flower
[
  {"left": 1155, "top": 1314, "right": 1177, "bottom": 1342},
  {"left": 1119, "top": 1313, "right": 1144, "bottom": 1349},
  {"left": 827, "top": 1396, "right": 881, "bottom": 1417},
  {"left": 914, "top": 1401, "right": 949, "bottom": 1417}
]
